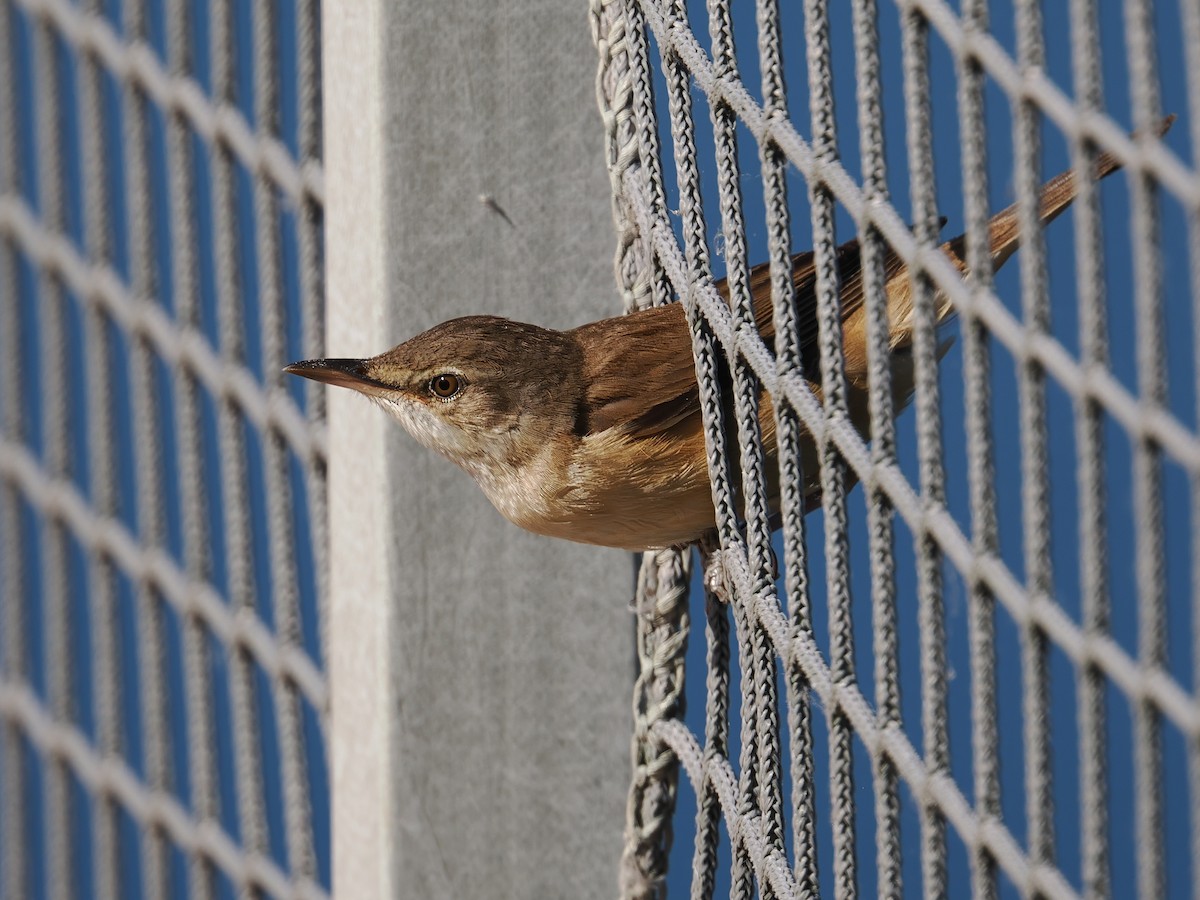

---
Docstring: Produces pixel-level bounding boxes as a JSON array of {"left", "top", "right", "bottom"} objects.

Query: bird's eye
[{"left": 429, "top": 373, "right": 463, "bottom": 399}]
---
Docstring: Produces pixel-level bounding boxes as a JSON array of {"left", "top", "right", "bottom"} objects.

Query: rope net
[
  {"left": 0, "top": 0, "right": 328, "bottom": 897},
  {"left": 594, "top": 0, "right": 1200, "bottom": 896}
]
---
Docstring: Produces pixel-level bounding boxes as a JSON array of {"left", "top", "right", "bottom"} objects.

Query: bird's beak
[{"left": 284, "top": 358, "right": 390, "bottom": 394}]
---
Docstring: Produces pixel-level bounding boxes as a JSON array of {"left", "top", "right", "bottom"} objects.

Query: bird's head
[{"left": 285, "top": 316, "right": 585, "bottom": 475}]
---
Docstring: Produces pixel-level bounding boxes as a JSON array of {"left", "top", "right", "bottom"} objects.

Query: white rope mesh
[
  {"left": 0, "top": 0, "right": 328, "bottom": 896},
  {"left": 595, "top": 0, "right": 1200, "bottom": 896}
]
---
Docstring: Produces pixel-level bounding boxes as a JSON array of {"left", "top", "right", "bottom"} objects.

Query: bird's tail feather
[{"left": 985, "top": 114, "right": 1175, "bottom": 270}]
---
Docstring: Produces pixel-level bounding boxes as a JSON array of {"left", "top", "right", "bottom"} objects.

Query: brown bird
[{"left": 288, "top": 127, "right": 1164, "bottom": 551}]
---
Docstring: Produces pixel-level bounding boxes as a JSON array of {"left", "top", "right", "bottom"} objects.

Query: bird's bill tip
[{"left": 283, "top": 357, "right": 379, "bottom": 391}]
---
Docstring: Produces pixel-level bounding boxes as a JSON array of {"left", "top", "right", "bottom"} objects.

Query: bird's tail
[{"left": 977, "top": 114, "right": 1175, "bottom": 272}]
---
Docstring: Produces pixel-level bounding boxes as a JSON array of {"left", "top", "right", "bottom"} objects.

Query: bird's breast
[{"left": 521, "top": 414, "right": 730, "bottom": 548}]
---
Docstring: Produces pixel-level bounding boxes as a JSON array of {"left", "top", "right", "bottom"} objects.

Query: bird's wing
[
  {"left": 574, "top": 222, "right": 944, "bottom": 441},
  {"left": 573, "top": 303, "right": 702, "bottom": 438}
]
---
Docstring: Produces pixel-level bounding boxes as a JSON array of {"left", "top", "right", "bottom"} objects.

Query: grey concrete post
[{"left": 324, "top": 2, "right": 633, "bottom": 897}]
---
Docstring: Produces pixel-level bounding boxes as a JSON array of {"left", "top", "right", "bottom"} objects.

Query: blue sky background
[{"left": 657, "top": 0, "right": 1198, "bottom": 897}]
